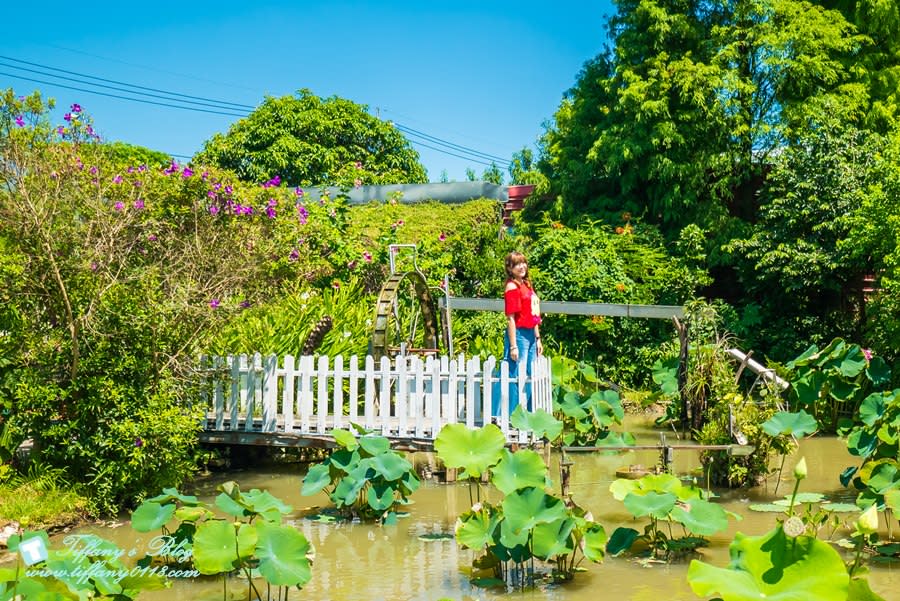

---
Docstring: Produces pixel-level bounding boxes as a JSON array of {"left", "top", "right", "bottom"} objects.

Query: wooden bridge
[{"left": 198, "top": 353, "right": 553, "bottom": 450}]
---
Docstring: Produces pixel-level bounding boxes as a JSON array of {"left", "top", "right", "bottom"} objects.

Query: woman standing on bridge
[{"left": 494, "top": 251, "right": 542, "bottom": 416}]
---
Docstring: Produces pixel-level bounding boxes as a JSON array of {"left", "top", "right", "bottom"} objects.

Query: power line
[
  {"left": 0, "top": 56, "right": 256, "bottom": 110},
  {"left": 0, "top": 56, "right": 510, "bottom": 168}
]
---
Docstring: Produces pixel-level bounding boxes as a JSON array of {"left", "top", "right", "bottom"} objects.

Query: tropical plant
[
  {"left": 606, "top": 472, "right": 734, "bottom": 559},
  {"left": 551, "top": 356, "right": 634, "bottom": 447},
  {"left": 434, "top": 421, "right": 606, "bottom": 587},
  {"left": 688, "top": 457, "right": 886, "bottom": 601},
  {"left": 130, "top": 482, "right": 313, "bottom": 600},
  {"left": 0, "top": 529, "right": 167, "bottom": 599},
  {"left": 785, "top": 338, "right": 891, "bottom": 432},
  {"left": 300, "top": 428, "right": 419, "bottom": 523}
]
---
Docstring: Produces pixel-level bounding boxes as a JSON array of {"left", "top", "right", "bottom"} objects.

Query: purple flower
[
  {"left": 347, "top": 260, "right": 357, "bottom": 269},
  {"left": 71, "top": 103, "right": 82, "bottom": 113},
  {"left": 207, "top": 190, "right": 216, "bottom": 198},
  {"left": 63, "top": 112, "right": 72, "bottom": 122},
  {"left": 266, "top": 207, "right": 276, "bottom": 219},
  {"left": 439, "top": 232, "right": 446, "bottom": 241},
  {"left": 209, "top": 298, "right": 220, "bottom": 309},
  {"left": 354, "top": 178, "right": 362, "bottom": 188},
  {"left": 89, "top": 166, "right": 98, "bottom": 175},
  {"left": 262, "top": 175, "right": 281, "bottom": 188},
  {"left": 133, "top": 199, "right": 145, "bottom": 209},
  {"left": 138, "top": 164, "right": 147, "bottom": 172},
  {"left": 296, "top": 204, "right": 309, "bottom": 225},
  {"left": 363, "top": 251, "right": 372, "bottom": 262},
  {"left": 163, "top": 161, "right": 178, "bottom": 175},
  {"left": 182, "top": 167, "right": 193, "bottom": 178},
  {"left": 85, "top": 125, "right": 94, "bottom": 136},
  {"left": 332, "top": 281, "right": 341, "bottom": 290},
  {"left": 75, "top": 157, "right": 84, "bottom": 170},
  {"left": 57, "top": 126, "right": 65, "bottom": 135},
  {"left": 114, "top": 201, "right": 124, "bottom": 211},
  {"left": 14, "top": 115, "right": 24, "bottom": 127},
  {"left": 50, "top": 171, "right": 58, "bottom": 179},
  {"left": 209, "top": 205, "right": 219, "bottom": 215},
  {"left": 134, "top": 438, "right": 143, "bottom": 447},
  {"left": 239, "top": 300, "right": 251, "bottom": 309},
  {"left": 355, "top": 161, "right": 362, "bottom": 169},
  {"left": 242, "top": 206, "right": 254, "bottom": 215},
  {"left": 224, "top": 185, "right": 233, "bottom": 195},
  {"left": 90, "top": 262, "right": 98, "bottom": 272},
  {"left": 112, "top": 175, "right": 123, "bottom": 184},
  {"left": 289, "top": 248, "right": 300, "bottom": 261},
  {"left": 201, "top": 171, "right": 208, "bottom": 180},
  {"left": 148, "top": 234, "right": 157, "bottom": 241},
  {"left": 294, "top": 187, "right": 304, "bottom": 197}
]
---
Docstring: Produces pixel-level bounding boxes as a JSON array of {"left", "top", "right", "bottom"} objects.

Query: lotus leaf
[
  {"left": 329, "top": 448, "right": 362, "bottom": 473},
  {"left": 652, "top": 356, "right": 679, "bottom": 396},
  {"left": 332, "top": 471, "right": 368, "bottom": 507},
  {"left": 748, "top": 503, "right": 789, "bottom": 513},
  {"left": 254, "top": 521, "right": 312, "bottom": 587},
  {"left": 830, "top": 378, "right": 859, "bottom": 403},
  {"left": 359, "top": 435, "right": 391, "bottom": 456},
  {"left": 242, "top": 489, "right": 292, "bottom": 522},
  {"left": 772, "top": 492, "right": 825, "bottom": 505},
  {"left": 550, "top": 356, "right": 578, "bottom": 386},
  {"left": 594, "top": 430, "right": 636, "bottom": 447},
  {"left": 848, "top": 577, "right": 888, "bottom": 601},
  {"left": 215, "top": 491, "right": 250, "bottom": 518},
  {"left": 131, "top": 501, "right": 176, "bottom": 532},
  {"left": 670, "top": 498, "right": 728, "bottom": 536},
  {"left": 531, "top": 517, "right": 576, "bottom": 559},
  {"left": 581, "top": 522, "right": 607, "bottom": 562},
  {"left": 434, "top": 423, "right": 505, "bottom": 478},
  {"left": 610, "top": 473, "right": 682, "bottom": 501},
  {"left": 146, "top": 487, "right": 199, "bottom": 506},
  {"left": 792, "top": 372, "right": 826, "bottom": 406},
  {"left": 399, "top": 470, "right": 420, "bottom": 496},
  {"left": 821, "top": 503, "right": 860, "bottom": 513},
  {"left": 558, "top": 390, "right": 589, "bottom": 419},
  {"left": 174, "top": 505, "right": 212, "bottom": 523},
  {"left": 848, "top": 428, "right": 879, "bottom": 458},
  {"left": 193, "top": 521, "right": 256, "bottom": 575},
  {"left": 456, "top": 506, "right": 501, "bottom": 550},
  {"left": 510, "top": 406, "right": 563, "bottom": 442},
  {"left": 301, "top": 463, "right": 332, "bottom": 496},
  {"left": 861, "top": 460, "right": 900, "bottom": 493},
  {"left": 418, "top": 533, "right": 454, "bottom": 541},
  {"left": 497, "top": 516, "right": 532, "bottom": 553},
  {"left": 331, "top": 428, "right": 359, "bottom": 450},
  {"left": 501, "top": 487, "right": 567, "bottom": 534},
  {"left": 367, "top": 484, "right": 395, "bottom": 512},
  {"left": 370, "top": 451, "right": 412, "bottom": 482},
  {"left": 838, "top": 346, "right": 867, "bottom": 378},
  {"left": 866, "top": 358, "right": 892, "bottom": 388},
  {"left": 761, "top": 410, "right": 818, "bottom": 438},
  {"left": 687, "top": 527, "right": 849, "bottom": 601},
  {"left": 623, "top": 491, "right": 676, "bottom": 519},
  {"left": 606, "top": 527, "right": 640, "bottom": 556},
  {"left": 860, "top": 393, "right": 889, "bottom": 427},
  {"left": 491, "top": 448, "right": 548, "bottom": 495}
]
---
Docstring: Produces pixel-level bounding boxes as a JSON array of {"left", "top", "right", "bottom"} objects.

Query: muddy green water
[{"left": 65, "top": 420, "right": 900, "bottom": 600}]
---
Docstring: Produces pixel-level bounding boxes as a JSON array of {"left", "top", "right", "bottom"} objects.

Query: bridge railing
[{"left": 199, "top": 353, "right": 553, "bottom": 443}]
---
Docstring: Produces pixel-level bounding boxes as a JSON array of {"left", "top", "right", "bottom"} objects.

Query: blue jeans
[{"left": 492, "top": 327, "right": 535, "bottom": 417}]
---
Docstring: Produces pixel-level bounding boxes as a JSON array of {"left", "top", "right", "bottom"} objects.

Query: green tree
[
  {"left": 194, "top": 89, "right": 427, "bottom": 187},
  {"left": 538, "top": 0, "right": 869, "bottom": 237},
  {"left": 481, "top": 162, "right": 504, "bottom": 185}
]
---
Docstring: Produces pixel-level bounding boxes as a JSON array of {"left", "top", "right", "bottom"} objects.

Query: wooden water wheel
[{"left": 369, "top": 270, "right": 447, "bottom": 361}]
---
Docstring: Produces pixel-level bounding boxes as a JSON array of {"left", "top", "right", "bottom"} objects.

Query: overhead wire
[{"left": 0, "top": 56, "right": 511, "bottom": 168}]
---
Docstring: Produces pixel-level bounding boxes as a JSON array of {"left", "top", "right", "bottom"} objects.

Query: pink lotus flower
[{"left": 863, "top": 348, "right": 873, "bottom": 361}]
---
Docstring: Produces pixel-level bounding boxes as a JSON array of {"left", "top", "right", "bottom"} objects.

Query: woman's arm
[
  {"left": 508, "top": 315, "right": 519, "bottom": 361},
  {"left": 534, "top": 325, "right": 543, "bottom": 355}
]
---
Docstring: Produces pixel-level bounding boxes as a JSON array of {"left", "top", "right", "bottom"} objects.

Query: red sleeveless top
[{"left": 504, "top": 281, "right": 541, "bottom": 328}]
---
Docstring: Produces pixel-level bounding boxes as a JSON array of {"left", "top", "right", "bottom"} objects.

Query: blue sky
[{"left": 3, "top": 1, "right": 615, "bottom": 182}]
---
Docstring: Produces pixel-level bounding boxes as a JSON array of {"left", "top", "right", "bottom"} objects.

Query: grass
[{"left": 0, "top": 466, "right": 89, "bottom": 531}]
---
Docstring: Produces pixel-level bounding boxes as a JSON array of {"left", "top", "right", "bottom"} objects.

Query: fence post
[
  {"left": 364, "top": 355, "right": 376, "bottom": 430},
  {"left": 333, "top": 355, "right": 344, "bottom": 431},
  {"left": 379, "top": 355, "right": 392, "bottom": 435},
  {"left": 348, "top": 355, "right": 359, "bottom": 426},
  {"left": 316, "top": 356, "right": 329, "bottom": 434},
  {"left": 262, "top": 354, "right": 277, "bottom": 432},
  {"left": 283, "top": 354, "right": 295, "bottom": 432}
]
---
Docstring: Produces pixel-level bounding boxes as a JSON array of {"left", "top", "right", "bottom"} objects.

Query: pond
[{"left": 64, "top": 419, "right": 900, "bottom": 600}]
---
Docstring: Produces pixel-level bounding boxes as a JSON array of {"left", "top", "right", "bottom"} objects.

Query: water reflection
[{"left": 55, "top": 419, "right": 900, "bottom": 600}]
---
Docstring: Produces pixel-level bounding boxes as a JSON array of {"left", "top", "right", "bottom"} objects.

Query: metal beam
[{"left": 439, "top": 297, "right": 684, "bottom": 319}]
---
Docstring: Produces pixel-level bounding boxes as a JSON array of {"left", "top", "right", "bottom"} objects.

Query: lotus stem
[
  {"left": 787, "top": 477, "right": 801, "bottom": 517},
  {"left": 773, "top": 453, "right": 787, "bottom": 497}
]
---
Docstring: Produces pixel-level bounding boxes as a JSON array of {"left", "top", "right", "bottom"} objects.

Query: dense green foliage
[{"left": 194, "top": 89, "right": 427, "bottom": 187}]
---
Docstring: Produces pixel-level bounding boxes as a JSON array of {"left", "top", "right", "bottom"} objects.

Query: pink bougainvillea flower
[
  {"left": 14, "top": 115, "right": 24, "bottom": 127},
  {"left": 289, "top": 248, "right": 300, "bottom": 261},
  {"left": 439, "top": 232, "right": 446, "bottom": 241},
  {"left": 201, "top": 171, "right": 208, "bottom": 180},
  {"left": 138, "top": 164, "right": 147, "bottom": 172},
  {"left": 182, "top": 167, "right": 193, "bottom": 178},
  {"left": 127, "top": 166, "right": 135, "bottom": 174},
  {"left": 294, "top": 187, "right": 304, "bottom": 197},
  {"left": 207, "top": 190, "right": 216, "bottom": 198},
  {"left": 296, "top": 204, "right": 309, "bottom": 225},
  {"left": 89, "top": 166, "right": 98, "bottom": 175},
  {"left": 147, "top": 234, "right": 157, "bottom": 241},
  {"left": 363, "top": 251, "right": 372, "bottom": 262},
  {"left": 70, "top": 103, "right": 82, "bottom": 113},
  {"left": 209, "top": 205, "right": 219, "bottom": 215},
  {"left": 163, "top": 161, "right": 178, "bottom": 175},
  {"left": 113, "top": 201, "right": 124, "bottom": 211},
  {"left": 266, "top": 207, "right": 276, "bottom": 219},
  {"left": 112, "top": 175, "right": 123, "bottom": 184},
  {"left": 133, "top": 198, "right": 145, "bottom": 209},
  {"left": 209, "top": 298, "right": 220, "bottom": 309},
  {"left": 242, "top": 206, "right": 254, "bottom": 216},
  {"left": 347, "top": 260, "right": 357, "bottom": 269}
]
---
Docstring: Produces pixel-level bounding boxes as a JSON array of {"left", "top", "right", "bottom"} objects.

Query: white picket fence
[{"left": 199, "top": 353, "right": 553, "bottom": 442}]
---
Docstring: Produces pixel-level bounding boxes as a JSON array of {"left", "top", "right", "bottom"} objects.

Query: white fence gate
[{"left": 200, "top": 353, "right": 553, "bottom": 443}]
